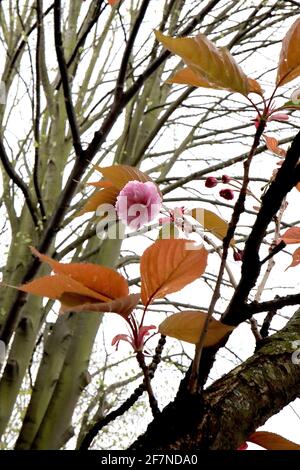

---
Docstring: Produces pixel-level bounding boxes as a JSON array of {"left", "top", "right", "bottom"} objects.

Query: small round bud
[
  {"left": 205, "top": 176, "right": 218, "bottom": 188},
  {"left": 233, "top": 249, "right": 243, "bottom": 262},
  {"left": 219, "top": 188, "right": 234, "bottom": 200},
  {"left": 221, "top": 174, "right": 231, "bottom": 184}
]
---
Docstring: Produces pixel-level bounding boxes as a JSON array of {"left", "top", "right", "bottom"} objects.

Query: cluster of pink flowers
[{"left": 205, "top": 174, "right": 234, "bottom": 200}]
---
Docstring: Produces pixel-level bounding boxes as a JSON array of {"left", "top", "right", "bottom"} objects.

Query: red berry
[
  {"left": 219, "top": 188, "right": 234, "bottom": 200},
  {"left": 205, "top": 176, "right": 218, "bottom": 188},
  {"left": 222, "top": 174, "right": 231, "bottom": 184}
]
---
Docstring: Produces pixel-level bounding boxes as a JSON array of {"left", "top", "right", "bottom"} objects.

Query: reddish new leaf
[
  {"left": 248, "top": 431, "right": 300, "bottom": 450},
  {"left": 286, "top": 246, "right": 300, "bottom": 270},
  {"left": 277, "top": 18, "right": 300, "bottom": 86},
  {"left": 140, "top": 239, "right": 208, "bottom": 306},
  {"left": 159, "top": 310, "right": 234, "bottom": 346},
  {"left": 281, "top": 227, "right": 300, "bottom": 244},
  {"left": 107, "top": 0, "right": 119, "bottom": 5}
]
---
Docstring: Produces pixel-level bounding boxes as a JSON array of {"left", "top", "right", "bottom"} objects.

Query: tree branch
[
  {"left": 0, "top": 0, "right": 228, "bottom": 352},
  {"left": 130, "top": 308, "right": 300, "bottom": 451},
  {"left": 55, "top": 0, "right": 105, "bottom": 90},
  {"left": 0, "top": 139, "right": 39, "bottom": 227},
  {"left": 3, "top": 3, "right": 54, "bottom": 85},
  {"left": 245, "top": 293, "right": 300, "bottom": 316},
  {"left": 224, "top": 131, "right": 300, "bottom": 325},
  {"left": 33, "top": 0, "right": 46, "bottom": 220},
  {"left": 79, "top": 335, "right": 166, "bottom": 450},
  {"left": 53, "top": 0, "right": 83, "bottom": 158},
  {"left": 115, "top": 0, "right": 151, "bottom": 100}
]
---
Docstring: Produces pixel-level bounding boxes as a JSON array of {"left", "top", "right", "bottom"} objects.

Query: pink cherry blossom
[{"left": 116, "top": 181, "right": 162, "bottom": 229}]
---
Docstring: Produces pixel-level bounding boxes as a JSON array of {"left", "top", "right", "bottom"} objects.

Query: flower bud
[
  {"left": 219, "top": 188, "right": 234, "bottom": 200},
  {"left": 205, "top": 176, "right": 218, "bottom": 188},
  {"left": 233, "top": 249, "right": 243, "bottom": 262},
  {"left": 221, "top": 174, "right": 231, "bottom": 184},
  {"left": 268, "top": 112, "right": 289, "bottom": 123}
]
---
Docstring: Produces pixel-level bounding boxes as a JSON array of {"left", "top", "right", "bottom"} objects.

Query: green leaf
[{"left": 280, "top": 100, "right": 300, "bottom": 110}]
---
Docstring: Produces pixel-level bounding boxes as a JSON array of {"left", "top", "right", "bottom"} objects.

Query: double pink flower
[{"left": 116, "top": 181, "right": 162, "bottom": 230}]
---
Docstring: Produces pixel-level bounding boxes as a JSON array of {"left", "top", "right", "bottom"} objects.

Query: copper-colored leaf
[
  {"left": 189, "top": 208, "right": 235, "bottom": 246},
  {"left": 78, "top": 165, "right": 160, "bottom": 217},
  {"left": 95, "top": 165, "right": 152, "bottom": 191},
  {"left": 19, "top": 273, "right": 108, "bottom": 304},
  {"left": 87, "top": 181, "right": 114, "bottom": 188},
  {"left": 108, "top": 0, "right": 119, "bottom": 5},
  {"left": 140, "top": 239, "right": 208, "bottom": 306},
  {"left": 79, "top": 186, "right": 119, "bottom": 215},
  {"left": 264, "top": 135, "right": 286, "bottom": 157},
  {"left": 247, "top": 77, "right": 263, "bottom": 96},
  {"left": 159, "top": 310, "right": 234, "bottom": 345},
  {"left": 29, "top": 248, "right": 129, "bottom": 301},
  {"left": 248, "top": 431, "right": 300, "bottom": 450},
  {"left": 286, "top": 246, "right": 300, "bottom": 270},
  {"left": 277, "top": 18, "right": 300, "bottom": 86},
  {"left": 155, "top": 30, "right": 260, "bottom": 96},
  {"left": 168, "top": 67, "right": 221, "bottom": 89},
  {"left": 281, "top": 227, "right": 300, "bottom": 244},
  {"left": 61, "top": 293, "right": 140, "bottom": 317}
]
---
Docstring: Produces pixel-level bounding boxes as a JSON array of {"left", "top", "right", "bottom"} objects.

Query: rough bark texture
[{"left": 130, "top": 308, "right": 300, "bottom": 451}]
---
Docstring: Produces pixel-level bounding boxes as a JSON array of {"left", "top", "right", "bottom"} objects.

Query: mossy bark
[{"left": 130, "top": 308, "right": 300, "bottom": 451}]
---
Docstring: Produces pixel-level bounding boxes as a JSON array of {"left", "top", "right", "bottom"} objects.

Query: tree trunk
[{"left": 130, "top": 308, "right": 300, "bottom": 451}]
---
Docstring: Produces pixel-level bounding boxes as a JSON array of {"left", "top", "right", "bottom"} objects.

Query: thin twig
[
  {"left": 79, "top": 335, "right": 166, "bottom": 450},
  {"left": 189, "top": 120, "right": 266, "bottom": 393},
  {"left": 0, "top": 139, "right": 39, "bottom": 227},
  {"left": 33, "top": 0, "right": 46, "bottom": 220}
]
